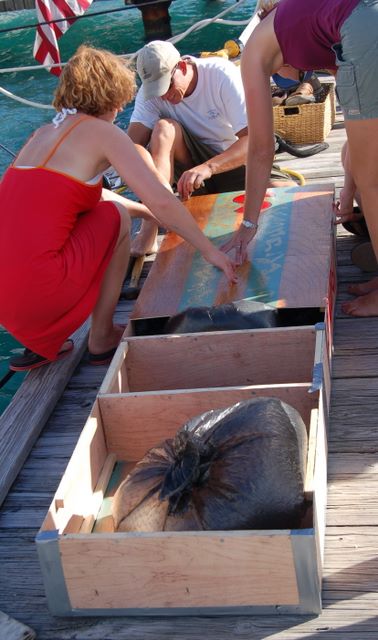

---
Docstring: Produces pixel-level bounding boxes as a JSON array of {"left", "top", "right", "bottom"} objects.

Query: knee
[
  {"left": 116, "top": 207, "right": 131, "bottom": 240},
  {"left": 150, "top": 118, "right": 181, "bottom": 150}
]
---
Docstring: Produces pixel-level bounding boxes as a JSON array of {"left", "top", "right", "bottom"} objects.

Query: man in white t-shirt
[{"left": 128, "top": 40, "right": 290, "bottom": 255}]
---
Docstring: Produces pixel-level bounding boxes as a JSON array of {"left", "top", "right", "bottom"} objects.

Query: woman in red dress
[{"left": 0, "top": 45, "right": 236, "bottom": 370}]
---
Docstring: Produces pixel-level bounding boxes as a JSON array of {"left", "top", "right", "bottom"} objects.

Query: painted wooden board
[{"left": 132, "top": 184, "right": 335, "bottom": 320}]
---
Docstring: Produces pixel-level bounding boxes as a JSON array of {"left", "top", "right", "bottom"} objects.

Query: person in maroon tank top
[
  {"left": 221, "top": 0, "right": 378, "bottom": 317},
  {"left": 0, "top": 45, "right": 236, "bottom": 371}
]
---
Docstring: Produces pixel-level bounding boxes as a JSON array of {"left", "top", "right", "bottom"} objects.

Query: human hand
[
  {"left": 333, "top": 199, "right": 363, "bottom": 226},
  {"left": 177, "top": 164, "right": 213, "bottom": 200},
  {"left": 203, "top": 246, "right": 238, "bottom": 284},
  {"left": 220, "top": 225, "right": 258, "bottom": 266}
]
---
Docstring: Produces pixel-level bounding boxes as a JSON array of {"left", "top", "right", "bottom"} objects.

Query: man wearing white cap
[{"left": 128, "top": 40, "right": 290, "bottom": 256}]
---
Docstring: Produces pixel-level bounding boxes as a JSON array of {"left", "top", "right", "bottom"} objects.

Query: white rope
[
  {"left": 0, "top": 85, "right": 54, "bottom": 109},
  {"left": 169, "top": 0, "right": 250, "bottom": 45},
  {"left": 0, "top": 0, "right": 253, "bottom": 109}
]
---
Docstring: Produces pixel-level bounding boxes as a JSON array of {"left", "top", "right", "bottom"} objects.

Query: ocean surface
[{"left": 0, "top": 0, "right": 255, "bottom": 413}]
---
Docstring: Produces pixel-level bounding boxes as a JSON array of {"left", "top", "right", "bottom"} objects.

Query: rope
[
  {"left": 169, "top": 0, "right": 250, "bottom": 46},
  {"left": 0, "top": 0, "right": 250, "bottom": 110},
  {"left": 0, "top": 86, "right": 54, "bottom": 109},
  {"left": 0, "top": 142, "right": 16, "bottom": 158},
  {"left": 0, "top": 369, "right": 16, "bottom": 390},
  {"left": 0, "top": 0, "right": 181, "bottom": 35},
  {"left": 280, "top": 168, "right": 306, "bottom": 186}
]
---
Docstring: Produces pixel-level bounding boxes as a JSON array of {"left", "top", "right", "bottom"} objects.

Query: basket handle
[{"left": 282, "top": 106, "right": 300, "bottom": 116}]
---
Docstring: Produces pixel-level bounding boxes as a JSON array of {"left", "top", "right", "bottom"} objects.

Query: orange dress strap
[{"left": 40, "top": 115, "right": 92, "bottom": 167}]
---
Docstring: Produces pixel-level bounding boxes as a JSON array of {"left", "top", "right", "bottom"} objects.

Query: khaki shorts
[
  {"left": 174, "top": 127, "right": 293, "bottom": 194},
  {"left": 337, "top": 0, "right": 378, "bottom": 120}
]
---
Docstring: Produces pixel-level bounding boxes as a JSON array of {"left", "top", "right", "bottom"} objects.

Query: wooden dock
[
  {"left": 1, "top": 111, "right": 378, "bottom": 638},
  {"left": 0, "top": 0, "right": 34, "bottom": 12}
]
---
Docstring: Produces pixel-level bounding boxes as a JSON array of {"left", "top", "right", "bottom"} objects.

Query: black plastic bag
[
  {"left": 164, "top": 300, "right": 279, "bottom": 334},
  {"left": 113, "top": 397, "right": 308, "bottom": 532}
]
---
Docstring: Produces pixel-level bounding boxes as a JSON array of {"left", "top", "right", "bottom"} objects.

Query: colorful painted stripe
[{"left": 178, "top": 187, "right": 295, "bottom": 311}]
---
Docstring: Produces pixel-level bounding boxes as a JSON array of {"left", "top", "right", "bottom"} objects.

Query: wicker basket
[{"left": 273, "top": 83, "right": 336, "bottom": 144}]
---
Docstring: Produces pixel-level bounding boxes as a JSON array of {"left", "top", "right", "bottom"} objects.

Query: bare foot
[
  {"left": 348, "top": 277, "right": 378, "bottom": 296},
  {"left": 88, "top": 323, "right": 125, "bottom": 355},
  {"left": 130, "top": 221, "right": 159, "bottom": 257},
  {"left": 342, "top": 288, "right": 378, "bottom": 317}
]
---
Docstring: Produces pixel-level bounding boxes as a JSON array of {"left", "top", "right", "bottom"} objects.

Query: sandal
[
  {"left": 9, "top": 339, "right": 74, "bottom": 372},
  {"left": 88, "top": 347, "right": 117, "bottom": 366},
  {"left": 342, "top": 206, "right": 370, "bottom": 238},
  {"left": 87, "top": 325, "right": 126, "bottom": 366}
]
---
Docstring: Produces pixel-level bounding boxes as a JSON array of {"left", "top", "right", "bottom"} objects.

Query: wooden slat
[
  {"left": 117, "top": 327, "right": 316, "bottom": 393},
  {"left": 60, "top": 533, "right": 299, "bottom": 610},
  {"left": 0, "top": 612, "right": 35, "bottom": 640},
  {"left": 0, "top": 319, "right": 90, "bottom": 507},
  {"left": 100, "top": 384, "right": 316, "bottom": 461}
]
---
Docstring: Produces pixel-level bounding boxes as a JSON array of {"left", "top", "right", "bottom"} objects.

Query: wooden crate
[{"left": 36, "top": 327, "right": 328, "bottom": 616}]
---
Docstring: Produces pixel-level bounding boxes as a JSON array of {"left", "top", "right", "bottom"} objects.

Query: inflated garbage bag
[
  {"left": 164, "top": 300, "right": 279, "bottom": 334},
  {"left": 112, "top": 397, "right": 308, "bottom": 532}
]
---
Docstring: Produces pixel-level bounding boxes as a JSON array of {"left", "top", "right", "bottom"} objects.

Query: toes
[{"left": 347, "top": 284, "right": 363, "bottom": 295}]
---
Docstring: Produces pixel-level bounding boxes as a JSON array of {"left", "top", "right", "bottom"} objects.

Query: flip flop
[
  {"left": 342, "top": 207, "right": 369, "bottom": 238},
  {"left": 88, "top": 347, "right": 117, "bottom": 366},
  {"left": 9, "top": 339, "right": 74, "bottom": 372},
  {"left": 351, "top": 241, "right": 378, "bottom": 273},
  {"left": 88, "top": 325, "right": 126, "bottom": 366}
]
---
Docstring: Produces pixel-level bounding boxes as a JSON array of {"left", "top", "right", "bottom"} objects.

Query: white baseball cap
[{"left": 136, "top": 41, "right": 181, "bottom": 99}]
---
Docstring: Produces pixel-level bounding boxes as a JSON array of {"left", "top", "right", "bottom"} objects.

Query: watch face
[{"left": 242, "top": 220, "right": 257, "bottom": 229}]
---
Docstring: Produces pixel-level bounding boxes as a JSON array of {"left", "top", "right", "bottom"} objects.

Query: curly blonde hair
[{"left": 53, "top": 45, "right": 136, "bottom": 116}]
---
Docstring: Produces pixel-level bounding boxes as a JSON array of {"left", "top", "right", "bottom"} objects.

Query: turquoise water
[{"left": 0, "top": 0, "right": 255, "bottom": 412}]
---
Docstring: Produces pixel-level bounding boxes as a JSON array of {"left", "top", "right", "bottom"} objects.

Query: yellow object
[
  {"left": 199, "top": 48, "right": 229, "bottom": 59},
  {"left": 223, "top": 39, "right": 242, "bottom": 58},
  {"left": 281, "top": 168, "right": 306, "bottom": 186},
  {"left": 200, "top": 38, "right": 243, "bottom": 60}
]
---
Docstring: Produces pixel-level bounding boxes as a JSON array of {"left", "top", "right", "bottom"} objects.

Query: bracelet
[{"left": 241, "top": 219, "right": 258, "bottom": 230}]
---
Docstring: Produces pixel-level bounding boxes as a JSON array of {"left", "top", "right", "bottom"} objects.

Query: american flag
[{"left": 34, "top": 0, "right": 93, "bottom": 76}]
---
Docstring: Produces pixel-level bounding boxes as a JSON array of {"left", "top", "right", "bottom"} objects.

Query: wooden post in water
[{"left": 125, "top": 0, "right": 172, "bottom": 41}]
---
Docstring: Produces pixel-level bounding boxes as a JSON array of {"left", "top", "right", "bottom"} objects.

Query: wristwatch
[{"left": 241, "top": 219, "right": 258, "bottom": 230}]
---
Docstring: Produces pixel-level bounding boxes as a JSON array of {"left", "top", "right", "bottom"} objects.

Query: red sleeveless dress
[{"left": 0, "top": 116, "right": 120, "bottom": 360}]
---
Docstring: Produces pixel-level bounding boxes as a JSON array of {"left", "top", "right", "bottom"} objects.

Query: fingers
[
  {"left": 225, "top": 258, "right": 238, "bottom": 284},
  {"left": 178, "top": 167, "right": 209, "bottom": 200},
  {"left": 177, "top": 174, "right": 194, "bottom": 201}
]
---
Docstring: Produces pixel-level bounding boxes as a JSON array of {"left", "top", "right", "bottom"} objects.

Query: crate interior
[
  {"left": 39, "top": 381, "right": 320, "bottom": 539},
  {"left": 130, "top": 307, "right": 325, "bottom": 337},
  {"left": 106, "top": 325, "right": 319, "bottom": 394}
]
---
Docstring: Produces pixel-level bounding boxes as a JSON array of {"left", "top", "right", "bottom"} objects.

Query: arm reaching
[
  {"left": 177, "top": 130, "right": 248, "bottom": 201},
  {"left": 221, "top": 10, "right": 282, "bottom": 261},
  {"left": 102, "top": 123, "right": 237, "bottom": 283}
]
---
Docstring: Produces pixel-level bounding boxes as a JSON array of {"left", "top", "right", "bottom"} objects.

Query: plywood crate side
[
  {"left": 38, "top": 400, "right": 108, "bottom": 534},
  {"left": 313, "top": 386, "right": 328, "bottom": 570},
  {"left": 99, "top": 341, "right": 130, "bottom": 394},
  {"left": 99, "top": 384, "right": 317, "bottom": 461},
  {"left": 59, "top": 531, "right": 301, "bottom": 612},
  {"left": 100, "top": 326, "right": 317, "bottom": 396}
]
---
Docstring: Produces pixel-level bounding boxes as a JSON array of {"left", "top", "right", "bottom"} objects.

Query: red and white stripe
[{"left": 34, "top": 0, "right": 93, "bottom": 75}]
